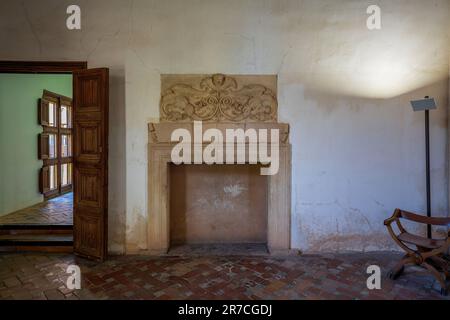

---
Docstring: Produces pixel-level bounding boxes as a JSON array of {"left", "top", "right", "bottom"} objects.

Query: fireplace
[
  {"left": 147, "top": 74, "right": 291, "bottom": 254},
  {"left": 170, "top": 164, "right": 268, "bottom": 246}
]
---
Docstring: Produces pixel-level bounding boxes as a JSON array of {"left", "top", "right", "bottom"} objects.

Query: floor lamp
[{"left": 410, "top": 96, "right": 437, "bottom": 239}]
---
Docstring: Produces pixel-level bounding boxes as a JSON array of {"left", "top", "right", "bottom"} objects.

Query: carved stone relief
[{"left": 160, "top": 74, "right": 277, "bottom": 122}]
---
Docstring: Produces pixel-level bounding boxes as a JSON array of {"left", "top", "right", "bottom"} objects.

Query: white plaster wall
[
  {"left": 0, "top": 0, "right": 448, "bottom": 253},
  {"left": 124, "top": 0, "right": 449, "bottom": 252}
]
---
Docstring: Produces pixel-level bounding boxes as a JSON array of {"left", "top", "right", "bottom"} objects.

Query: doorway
[
  {"left": 0, "top": 61, "right": 109, "bottom": 260},
  {"left": 0, "top": 74, "right": 73, "bottom": 225}
]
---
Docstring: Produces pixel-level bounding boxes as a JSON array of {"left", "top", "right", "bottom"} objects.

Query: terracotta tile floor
[
  {"left": 0, "top": 251, "right": 448, "bottom": 300},
  {"left": 0, "top": 193, "right": 73, "bottom": 225}
]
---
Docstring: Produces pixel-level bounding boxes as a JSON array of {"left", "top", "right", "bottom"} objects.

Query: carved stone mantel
[
  {"left": 160, "top": 74, "right": 278, "bottom": 123},
  {"left": 147, "top": 74, "right": 291, "bottom": 254}
]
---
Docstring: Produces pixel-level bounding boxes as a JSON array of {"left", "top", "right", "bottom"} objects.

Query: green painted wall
[{"left": 0, "top": 74, "right": 72, "bottom": 216}]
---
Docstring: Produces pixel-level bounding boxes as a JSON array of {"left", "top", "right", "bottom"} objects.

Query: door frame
[
  {"left": 0, "top": 60, "right": 88, "bottom": 252},
  {"left": 0, "top": 61, "right": 87, "bottom": 73}
]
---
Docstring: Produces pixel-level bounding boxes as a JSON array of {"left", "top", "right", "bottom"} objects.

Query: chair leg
[
  {"left": 429, "top": 256, "right": 450, "bottom": 280},
  {"left": 387, "top": 255, "right": 414, "bottom": 280},
  {"left": 422, "top": 261, "right": 448, "bottom": 295}
]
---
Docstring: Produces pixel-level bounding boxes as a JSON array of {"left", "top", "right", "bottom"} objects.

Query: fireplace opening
[{"left": 169, "top": 164, "right": 268, "bottom": 251}]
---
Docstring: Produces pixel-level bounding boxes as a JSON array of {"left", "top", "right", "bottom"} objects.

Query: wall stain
[
  {"left": 126, "top": 206, "right": 148, "bottom": 252},
  {"left": 306, "top": 232, "right": 396, "bottom": 252}
]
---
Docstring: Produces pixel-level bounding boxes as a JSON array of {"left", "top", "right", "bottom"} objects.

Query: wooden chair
[{"left": 384, "top": 208, "right": 450, "bottom": 295}]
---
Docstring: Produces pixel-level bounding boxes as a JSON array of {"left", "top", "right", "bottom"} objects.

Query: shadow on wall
[{"left": 108, "top": 72, "right": 127, "bottom": 254}]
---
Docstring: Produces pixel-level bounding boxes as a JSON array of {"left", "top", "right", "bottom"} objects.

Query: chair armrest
[{"left": 384, "top": 209, "right": 401, "bottom": 226}]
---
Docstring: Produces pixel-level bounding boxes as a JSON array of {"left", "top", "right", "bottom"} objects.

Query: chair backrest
[{"left": 398, "top": 209, "right": 450, "bottom": 227}]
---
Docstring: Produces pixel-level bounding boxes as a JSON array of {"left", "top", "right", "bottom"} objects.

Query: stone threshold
[{"left": 165, "top": 243, "right": 270, "bottom": 256}]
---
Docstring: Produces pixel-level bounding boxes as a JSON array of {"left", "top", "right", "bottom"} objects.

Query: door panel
[
  {"left": 75, "top": 167, "right": 103, "bottom": 207},
  {"left": 73, "top": 68, "right": 109, "bottom": 261},
  {"left": 74, "top": 213, "right": 104, "bottom": 258},
  {"left": 75, "top": 121, "right": 101, "bottom": 161}
]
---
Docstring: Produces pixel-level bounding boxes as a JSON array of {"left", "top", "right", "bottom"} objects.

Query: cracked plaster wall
[{"left": 0, "top": 0, "right": 449, "bottom": 253}]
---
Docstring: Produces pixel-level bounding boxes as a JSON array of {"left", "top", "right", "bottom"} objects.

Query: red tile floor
[
  {"left": 0, "top": 193, "right": 73, "bottom": 225},
  {"left": 0, "top": 251, "right": 448, "bottom": 300}
]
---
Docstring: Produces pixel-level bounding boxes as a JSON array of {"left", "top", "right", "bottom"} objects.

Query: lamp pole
[
  {"left": 410, "top": 96, "right": 436, "bottom": 239},
  {"left": 425, "top": 108, "right": 431, "bottom": 239}
]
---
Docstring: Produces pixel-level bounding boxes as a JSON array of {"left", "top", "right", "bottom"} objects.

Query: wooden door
[{"left": 73, "top": 68, "right": 109, "bottom": 260}]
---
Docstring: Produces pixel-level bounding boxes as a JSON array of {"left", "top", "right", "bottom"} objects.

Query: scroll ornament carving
[{"left": 160, "top": 74, "right": 277, "bottom": 122}]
